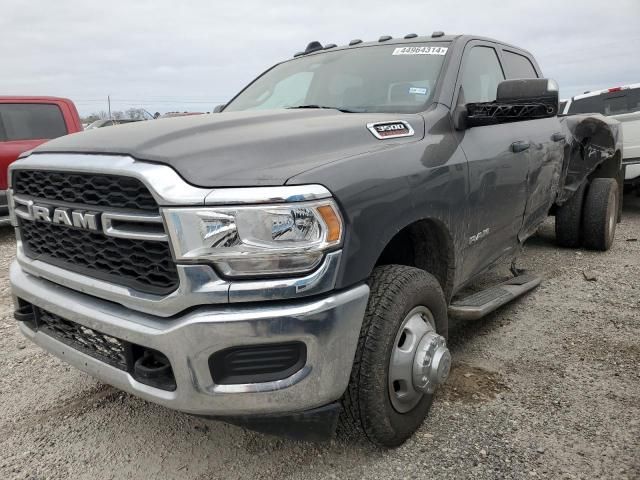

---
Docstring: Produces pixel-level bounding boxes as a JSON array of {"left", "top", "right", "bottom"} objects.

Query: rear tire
[
  {"left": 338, "top": 265, "right": 448, "bottom": 447},
  {"left": 555, "top": 182, "right": 586, "bottom": 248},
  {"left": 582, "top": 178, "right": 619, "bottom": 251}
]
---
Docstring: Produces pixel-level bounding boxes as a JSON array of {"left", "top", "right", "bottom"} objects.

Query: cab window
[
  {"left": 460, "top": 46, "right": 505, "bottom": 103},
  {"left": 568, "top": 88, "right": 640, "bottom": 116},
  {"left": 502, "top": 50, "right": 538, "bottom": 79},
  {"left": 0, "top": 103, "right": 68, "bottom": 142}
]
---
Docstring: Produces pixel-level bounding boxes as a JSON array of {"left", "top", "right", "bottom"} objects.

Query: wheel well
[
  {"left": 589, "top": 149, "right": 622, "bottom": 180},
  {"left": 375, "top": 219, "right": 455, "bottom": 301}
]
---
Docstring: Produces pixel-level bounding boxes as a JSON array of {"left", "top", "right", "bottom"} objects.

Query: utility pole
[{"left": 108, "top": 95, "right": 112, "bottom": 119}]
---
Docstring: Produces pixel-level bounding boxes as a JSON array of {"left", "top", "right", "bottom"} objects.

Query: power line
[{"left": 72, "top": 97, "right": 230, "bottom": 102}]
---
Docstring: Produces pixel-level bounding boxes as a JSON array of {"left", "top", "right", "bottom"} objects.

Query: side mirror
[
  {"left": 496, "top": 78, "right": 559, "bottom": 106},
  {"left": 466, "top": 78, "right": 559, "bottom": 128},
  {"left": 213, "top": 104, "right": 225, "bottom": 113}
]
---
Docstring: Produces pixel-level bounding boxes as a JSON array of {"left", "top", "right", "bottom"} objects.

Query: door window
[
  {"left": 460, "top": 46, "right": 505, "bottom": 103},
  {"left": 502, "top": 51, "right": 538, "bottom": 79}
]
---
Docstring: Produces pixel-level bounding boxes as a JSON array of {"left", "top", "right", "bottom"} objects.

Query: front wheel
[{"left": 338, "top": 265, "right": 450, "bottom": 447}]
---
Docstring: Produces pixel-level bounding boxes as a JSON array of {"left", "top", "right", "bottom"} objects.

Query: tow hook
[{"left": 133, "top": 350, "right": 177, "bottom": 391}]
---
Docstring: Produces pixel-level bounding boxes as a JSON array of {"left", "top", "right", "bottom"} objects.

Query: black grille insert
[
  {"left": 20, "top": 219, "right": 179, "bottom": 295},
  {"left": 36, "top": 306, "right": 128, "bottom": 370},
  {"left": 15, "top": 302, "right": 177, "bottom": 391},
  {"left": 12, "top": 170, "right": 158, "bottom": 211}
]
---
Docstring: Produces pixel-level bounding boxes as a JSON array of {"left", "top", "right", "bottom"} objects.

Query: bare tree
[
  {"left": 82, "top": 114, "right": 100, "bottom": 123},
  {"left": 125, "top": 108, "right": 146, "bottom": 120},
  {"left": 90, "top": 111, "right": 109, "bottom": 119},
  {"left": 82, "top": 111, "right": 109, "bottom": 123}
]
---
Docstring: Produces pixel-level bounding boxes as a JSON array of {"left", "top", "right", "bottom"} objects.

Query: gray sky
[{"left": 2, "top": 0, "right": 639, "bottom": 116}]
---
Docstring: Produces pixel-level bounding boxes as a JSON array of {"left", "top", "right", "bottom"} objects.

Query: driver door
[{"left": 455, "top": 43, "right": 530, "bottom": 279}]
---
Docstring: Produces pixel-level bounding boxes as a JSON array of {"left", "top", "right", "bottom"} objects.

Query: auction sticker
[
  {"left": 392, "top": 46, "right": 448, "bottom": 56},
  {"left": 409, "top": 87, "right": 428, "bottom": 95}
]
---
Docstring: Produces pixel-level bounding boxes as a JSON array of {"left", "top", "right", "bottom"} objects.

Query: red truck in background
[{"left": 0, "top": 97, "right": 82, "bottom": 224}]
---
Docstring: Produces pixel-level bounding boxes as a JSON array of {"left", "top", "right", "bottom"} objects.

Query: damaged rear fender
[{"left": 557, "top": 114, "right": 623, "bottom": 206}]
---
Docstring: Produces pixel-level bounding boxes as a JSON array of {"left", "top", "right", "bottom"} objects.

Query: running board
[{"left": 448, "top": 274, "right": 541, "bottom": 321}]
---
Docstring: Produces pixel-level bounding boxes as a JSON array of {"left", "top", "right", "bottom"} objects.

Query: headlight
[{"left": 163, "top": 200, "right": 343, "bottom": 277}]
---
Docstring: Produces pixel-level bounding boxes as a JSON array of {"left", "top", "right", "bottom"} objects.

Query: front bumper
[{"left": 11, "top": 261, "right": 369, "bottom": 416}]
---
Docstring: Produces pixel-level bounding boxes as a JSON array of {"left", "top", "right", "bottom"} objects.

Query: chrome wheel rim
[{"left": 388, "top": 306, "right": 435, "bottom": 413}]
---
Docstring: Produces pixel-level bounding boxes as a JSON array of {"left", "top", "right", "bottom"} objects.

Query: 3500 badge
[{"left": 367, "top": 121, "right": 415, "bottom": 139}]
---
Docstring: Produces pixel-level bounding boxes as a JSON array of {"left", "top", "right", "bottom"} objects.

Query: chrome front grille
[{"left": 12, "top": 170, "right": 179, "bottom": 296}]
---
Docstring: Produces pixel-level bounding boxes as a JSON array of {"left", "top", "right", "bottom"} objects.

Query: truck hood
[{"left": 33, "top": 109, "right": 425, "bottom": 187}]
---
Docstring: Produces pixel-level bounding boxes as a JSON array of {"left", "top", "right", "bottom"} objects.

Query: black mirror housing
[
  {"left": 497, "top": 78, "right": 559, "bottom": 105},
  {"left": 466, "top": 78, "right": 559, "bottom": 128}
]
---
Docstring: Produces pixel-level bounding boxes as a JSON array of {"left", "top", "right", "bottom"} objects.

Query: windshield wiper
[{"left": 286, "top": 105, "right": 360, "bottom": 113}]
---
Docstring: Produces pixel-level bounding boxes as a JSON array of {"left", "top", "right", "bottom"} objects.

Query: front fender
[{"left": 288, "top": 107, "right": 469, "bottom": 290}]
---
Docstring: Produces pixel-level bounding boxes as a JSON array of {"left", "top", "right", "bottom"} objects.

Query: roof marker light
[
  {"left": 304, "top": 41, "right": 324, "bottom": 54},
  {"left": 404, "top": 33, "right": 418, "bottom": 39},
  {"left": 431, "top": 31, "right": 445, "bottom": 38},
  {"left": 378, "top": 35, "right": 392, "bottom": 42},
  {"left": 349, "top": 39, "right": 363, "bottom": 46}
]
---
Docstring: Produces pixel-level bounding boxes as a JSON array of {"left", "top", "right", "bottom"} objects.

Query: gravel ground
[{"left": 1, "top": 194, "right": 638, "bottom": 480}]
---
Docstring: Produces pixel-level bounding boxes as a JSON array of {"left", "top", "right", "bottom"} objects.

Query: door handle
[
  {"left": 552, "top": 132, "right": 566, "bottom": 142},
  {"left": 511, "top": 141, "right": 530, "bottom": 153}
]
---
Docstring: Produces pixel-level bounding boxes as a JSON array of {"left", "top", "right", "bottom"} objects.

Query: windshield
[{"left": 224, "top": 43, "right": 449, "bottom": 114}]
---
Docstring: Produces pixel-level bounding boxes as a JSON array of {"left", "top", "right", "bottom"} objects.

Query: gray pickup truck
[{"left": 8, "top": 33, "right": 622, "bottom": 447}]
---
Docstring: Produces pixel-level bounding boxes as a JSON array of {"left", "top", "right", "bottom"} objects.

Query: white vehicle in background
[
  {"left": 563, "top": 84, "right": 640, "bottom": 192},
  {"left": 559, "top": 98, "right": 568, "bottom": 114}
]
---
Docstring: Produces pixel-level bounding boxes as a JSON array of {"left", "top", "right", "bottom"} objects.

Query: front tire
[
  {"left": 338, "top": 265, "right": 449, "bottom": 447},
  {"left": 582, "top": 178, "right": 619, "bottom": 251}
]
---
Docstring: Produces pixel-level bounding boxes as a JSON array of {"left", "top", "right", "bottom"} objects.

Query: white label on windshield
[
  {"left": 392, "top": 46, "right": 448, "bottom": 56},
  {"left": 409, "top": 87, "right": 428, "bottom": 95}
]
